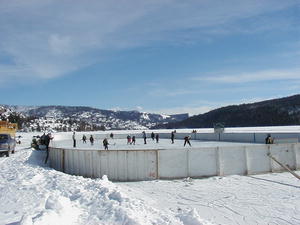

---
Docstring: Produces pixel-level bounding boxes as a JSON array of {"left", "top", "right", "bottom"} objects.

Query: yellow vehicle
[{"left": 0, "top": 121, "right": 18, "bottom": 138}]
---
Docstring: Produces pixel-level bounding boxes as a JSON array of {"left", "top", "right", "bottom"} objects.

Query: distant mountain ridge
[
  {"left": 0, "top": 105, "right": 188, "bottom": 132},
  {"left": 153, "top": 94, "right": 300, "bottom": 129}
]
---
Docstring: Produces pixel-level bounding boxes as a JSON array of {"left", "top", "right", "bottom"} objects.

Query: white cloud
[
  {"left": 0, "top": 0, "right": 298, "bottom": 83},
  {"left": 49, "top": 34, "right": 72, "bottom": 55},
  {"left": 194, "top": 68, "right": 300, "bottom": 84}
]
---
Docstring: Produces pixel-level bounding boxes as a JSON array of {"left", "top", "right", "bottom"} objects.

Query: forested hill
[{"left": 153, "top": 94, "right": 300, "bottom": 129}]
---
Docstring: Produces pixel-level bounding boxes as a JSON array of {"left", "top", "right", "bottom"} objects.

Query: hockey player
[
  {"left": 151, "top": 132, "right": 155, "bottom": 140},
  {"left": 132, "top": 136, "right": 136, "bottom": 145},
  {"left": 171, "top": 131, "right": 175, "bottom": 144},
  {"left": 184, "top": 135, "right": 191, "bottom": 147},
  {"left": 82, "top": 134, "right": 87, "bottom": 143},
  {"left": 72, "top": 132, "right": 76, "bottom": 148},
  {"left": 142, "top": 131, "right": 147, "bottom": 144},
  {"left": 127, "top": 135, "right": 132, "bottom": 145},
  {"left": 103, "top": 138, "right": 109, "bottom": 150},
  {"left": 90, "top": 135, "right": 94, "bottom": 145}
]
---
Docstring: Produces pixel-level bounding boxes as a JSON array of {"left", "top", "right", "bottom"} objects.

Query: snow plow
[{"left": 0, "top": 121, "right": 18, "bottom": 137}]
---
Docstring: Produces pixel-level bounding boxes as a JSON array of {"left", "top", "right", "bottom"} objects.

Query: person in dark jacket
[
  {"left": 184, "top": 135, "right": 191, "bottom": 147},
  {"left": 40, "top": 133, "right": 46, "bottom": 145},
  {"left": 171, "top": 131, "right": 175, "bottom": 144},
  {"left": 82, "top": 135, "right": 87, "bottom": 143},
  {"left": 142, "top": 131, "right": 147, "bottom": 144},
  {"left": 90, "top": 135, "right": 94, "bottom": 145},
  {"left": 44, "top": 133, "right": 53, "bottom": 164},
  {"left": 103, "top": 138, "right": 109, "bottom": 150},
  {"left": 155, "top": 133, "right": 159, "bottom": 143},
  {"left": 132, "top": 136, "right": 136, "bottom": 145},
  {"left": 110, "top": 133, "right": 114, "bottom": 139},
  {"left": 265, "top": 134, "right": 273, "bottom": 144},
  {"left": 72, "top": 132, "right": 76, "bottom": 148},
  {"left": 151, "top": 132, "right": 155, "bottom": 140}
]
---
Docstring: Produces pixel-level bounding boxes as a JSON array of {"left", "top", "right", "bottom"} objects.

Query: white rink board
[
  {"left": 158, "top": 150, "right": 188, "bottom": 178},
  {"left": 188, "top": 148, "right": 218, "bottom": 177},
  {"left": 269, "top": 145, "right": 296, "bottom": 172},
  {"left": 219, "top": 146, "right": 247, "bottom": 176},
  {"left": 51, "top": 148, "right": 157, "bottom": 181},
  {"left": 50, "top": 143, "right": 300, "bottom": 181},
  {"left": 246, "top": 145, "right": 271, "bottom": 174}
]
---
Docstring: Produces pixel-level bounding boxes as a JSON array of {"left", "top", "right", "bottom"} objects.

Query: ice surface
[{"left": 51, "top": 138, "right": 259, "bottom": 151}]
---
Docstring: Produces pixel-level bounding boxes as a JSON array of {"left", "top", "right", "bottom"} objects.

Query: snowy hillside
[
  {"left": 0, "top": 105, "right": 188, "bottom": 132},
  {"left": 0, "top": 133, "right": 299, "bottom": 225}
]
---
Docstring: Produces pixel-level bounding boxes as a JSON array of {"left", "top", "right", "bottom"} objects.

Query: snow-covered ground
[{"left": 1, "top": 132, "right": 300, "bottom": 225}]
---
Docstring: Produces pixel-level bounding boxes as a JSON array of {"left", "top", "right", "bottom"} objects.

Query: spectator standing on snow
[
  {"left": 142, "top": 131, "right": 147, "bottom": 144},
  {"left": 72, "top": 132, "right": 76, "bottom": 148},
  {"left": 127, "top": 135, "right": 132, "bottom": 145},
  {"left": 103, "top": 138, "right": 109, "bottom": 150},
  {"left": 40, "top": 133, "right": 46, "bottom": 145},
  {"left": 82, "top": 135, "right": 87, "bottom": 143},
  {"left": 110, "top": 133, "right": 114, "bottom": 139},
  {"left": 184, "top": 135, "right": 191, "bottom": 147},
  {"left": 171, "top": 131, "right": 175, "bottom": 144},
  {"left": 132, "top": 136, "right": 136, "bottom": 145},
  {"left": 90, "top": 135, "right": 94, "bottom": 145},
  {"left": 151, "top": 132, "right": 155, "bottom": 141},
  {"left": 44, "top": 133, "right": 53, "bottom": 164},
  {"left": 155, "top": 133, "right": 159, "bottom": 143}
]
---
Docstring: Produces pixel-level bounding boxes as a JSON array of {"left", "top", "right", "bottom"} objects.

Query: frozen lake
[{"left": 51, "top": 137, "right": 260, "bottom": 150}]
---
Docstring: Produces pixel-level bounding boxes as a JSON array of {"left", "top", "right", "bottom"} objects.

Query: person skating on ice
[
  {"left": 142, "top": 131, "right": 147, "bottom": 144},
  {"left": 132, "top": 136, "right": 136, "bottom": 145},
  {"left": 184, "top": 135, "right": 191, "bottom": 147},
  {"left": 72, "top": 132, "right": 76, "bottom": 148},
  {"left": 90, "top": 135, "right": 94, "bottom": 145},
  {"left": 127, "top": 135, "right": 132, "bottom": 145},
  {"left": 103, "top": 138, "right": 109, "bottom": 150},
  {"left": 151, "top": 132, "right": 155, "bottom": 141},
  {"left": 82, "top": 134, "right": 87, "bottom": 143},
  {"left": 171, "top": 131, "right": 175, "bottom": 144}
]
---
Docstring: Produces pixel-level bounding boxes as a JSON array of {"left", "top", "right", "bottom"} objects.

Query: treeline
[{"left": 154, "top": 94, "right": 300, "bottom": 129}]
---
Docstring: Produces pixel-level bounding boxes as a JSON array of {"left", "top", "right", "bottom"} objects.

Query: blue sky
[{"left": 0, "top": 0, "right": 300, "bottom": 115}]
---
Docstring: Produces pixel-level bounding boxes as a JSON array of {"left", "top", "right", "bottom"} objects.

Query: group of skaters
[
  {"left": 73, "top": 132, "right": 109, "bottom": 150},
  {"left": 73, "top": 133, "right": 95, "bottom": 147},
  {"left": 126, "top": 135, "right": 136, "bottom": 145},
  {"left": 72, "top": 130, "right": 193, "bottom": 150},
  {"left": 80, "top": 134, "right": 95, "bottom": 146}
]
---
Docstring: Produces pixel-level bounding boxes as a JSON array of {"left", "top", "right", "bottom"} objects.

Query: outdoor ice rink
[{"left": 51, "top": 137, "right": 260, "bottom": 150}]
